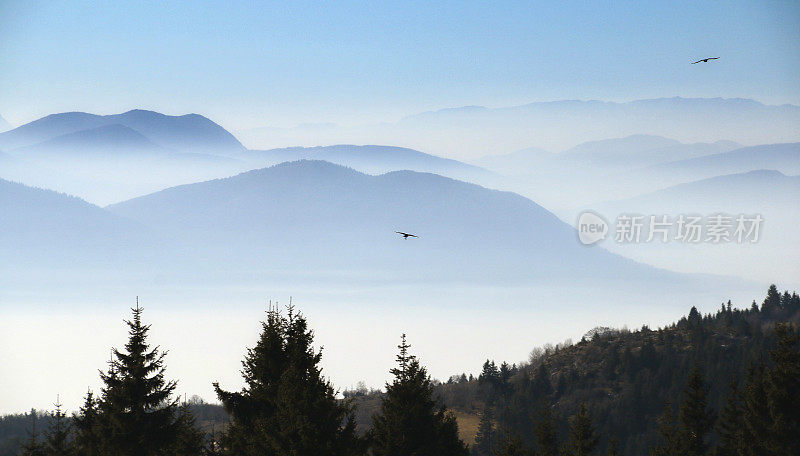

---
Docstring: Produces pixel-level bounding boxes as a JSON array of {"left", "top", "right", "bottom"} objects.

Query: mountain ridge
[{"left": 0, "top": 109, "right": 244, "bottom": 153}]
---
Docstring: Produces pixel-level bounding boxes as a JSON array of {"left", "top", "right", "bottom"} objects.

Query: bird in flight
[
  {"left": 691, "top": 57, "right": 719, "bottom": 64},
  {"left": 395, "top": 231, "right": 419, "bottom": 239}
]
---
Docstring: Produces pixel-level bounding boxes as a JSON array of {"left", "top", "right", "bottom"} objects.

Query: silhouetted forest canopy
[{"left": 1, "top": 285, "right": 798, "bottom": 455}]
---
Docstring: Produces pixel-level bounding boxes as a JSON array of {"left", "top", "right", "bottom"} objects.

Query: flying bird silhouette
[
  {"left": 691, "top": 57, "right": 719, "bottom": 64},
  {"left": 395, "top": 231, "right": 419, "bottom": 239}
]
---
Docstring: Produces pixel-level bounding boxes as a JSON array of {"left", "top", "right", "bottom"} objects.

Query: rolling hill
[
  {"left": 0, "top": 178, "right": 167, "bottom": 268},
  {"left": 238, "top": 98, "right": 800, "bottom": 157},
  {"left": 239, "top": 144, "right": 494, "bottom": 183},
  {"left": 0, "top": 109, "right": 244, "bottom": 154},
  {"left": 646, "top": 142, "right": 800, "bottom": 183},
  {"left": 107, "top": 160, "right": 704, "bottom": 285}
]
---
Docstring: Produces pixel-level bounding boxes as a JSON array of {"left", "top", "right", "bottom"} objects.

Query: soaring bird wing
[
  {"left": 395, "top": 231, "right": 418, "bottom": 238},
  {"left": 692, "top": 57, "right": 719, "bottom": 64}
]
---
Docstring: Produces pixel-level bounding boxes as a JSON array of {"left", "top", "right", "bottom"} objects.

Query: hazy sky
[{"left": 1, "top": 1, "right": 798, "bottom": 130}]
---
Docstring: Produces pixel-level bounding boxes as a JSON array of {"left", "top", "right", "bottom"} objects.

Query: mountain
[
  {"left": 0, "top": 109, "right": 244, "bottom": 154},
  {"left": 602, "top": 169, "right": 800, "bottom": 212},
  {"left": 14, "top": 124, "right": 163, "bottom": 158},
  {"left": 0, "top": 178, "right": 166, "bottom": 268},
  {"left": 107, "top": 160, "right": 683, "bottom": 283},
  {"left": 426, "top": 286, "right": 800, "bottom": 455},
  {"left": 0, "top": 113, "right": 250, "bottom": 205},
  {"left": 474, "top": 135, "right": 740, "bottom": 177},
  {"left": 583, "top": 169, "right": 800, "bottom": 284},
  {"left": 558, "top": 135, "right": 740, "bottom": 169},
  {"left": 239, "top": 144, "right": 494, "bottom": 183},
  {"left": 647, "top": 142, "right": 800, "bottom": 183},
  {"left": 238, "top": 98, "right": 800, "bottom": 158}
]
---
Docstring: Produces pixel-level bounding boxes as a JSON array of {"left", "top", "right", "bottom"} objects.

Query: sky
[
  {"left": 1, "top": 0, "right": 799, "bottom": 130},
  {"left": 1, "top": 1, "right": 798, "bottom": 413}
]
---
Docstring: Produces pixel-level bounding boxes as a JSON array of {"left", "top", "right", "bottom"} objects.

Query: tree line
[
  {"left": 462, "top": 285, "right": 800, "bottom": 455},
  {"left": 7, "top": 285, "right": 800, "bottom": 455},
  {"left": 15, "top": 302, "right": 472, "bottom": 455}
]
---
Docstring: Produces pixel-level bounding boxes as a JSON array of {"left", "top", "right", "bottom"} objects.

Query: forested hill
[
  {"left": 1, "top": 286, "right": 797, "bottom": 455},
  {"left": 430, "top": 284, "right": 800, "bottom": 455}
]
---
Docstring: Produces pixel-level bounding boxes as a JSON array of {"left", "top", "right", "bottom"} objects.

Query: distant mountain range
[
  {"left": 237, "top": 97, "right": 800, "bottom": 157},
  {"left": 473, "top": 135, "right": 742, "bottom": 176},
  {"left": 0, "top": 106, "right": 795, "bottom": 288},
  {"left": 586, "top": 169, "right": 800, "bottom": 284},
  {"left": 237, "top": 145, "right": 493, "bottom": 183},
  {"left": 0, "top": 110, "right": 252, "bottom": 205},
  {"left": 0, "top": 110, "right": 503, "bottom": 204},
  {"left": 0, "top": 109, "right": 244, "bottom": 154},
  {"left": 646, "top": 142, "right": 800, "bottom": 183},
  {"left": 104, "top": 160, "right": 683, "bottom": 284},
  {"left": 15, "top": 124, "right": 164, "bottom": 158},
  {"left": 594, "top": 169, "right": 800, "bottom": 220},
  {"left": 0, "top": 178, "right": 167, "bottom": 267}
]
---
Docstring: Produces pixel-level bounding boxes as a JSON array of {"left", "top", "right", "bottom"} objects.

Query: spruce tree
[
  {"left": 678, "top": 367, "right": 714, "bottom": 456},
  {"left": 765, "top": 323, "right": 800, "bottom": 455},
  {"left": 471, "top": 405, "right": 494, "bottom": 456},
  {"left": 72, "top": 390, "right": 101, "bottom": 456},
  {"left": 43, "top": 398, "right": 73, "bottom": 456},
  {"left": 741, "top": 361, "right": 770, "bottom": 456},
  {"left": 761, "top": 285, "right": 781, "bottom": 314},
  {"left": 97, "top": 300, "right": 180, "bottom": 455},
  {"left": 532, "top": 401, "right": 559, "bottom": 456},
  {"left": 214, "top": 304, "right": 363, "bottom": 455},
  {"left": 494, "top": 431, "right": 531, "bottom": 456},
  {"left": 651, "top": 402, "right": 683, "bottom": 456},
  {"left": 715, "top": 377, "right": 743, "bottom": 456},
  {"left": 20, "top": 409, "right": 46, "bottom": 456},
  {"left": 565, "top": 402, "right": 599, "bottom": 456},
  {"left": 371, "top": 334, "right": 468, "bottom": 456},
  {"left": 171, "top": 402, "right": 207, "bottom": 456}
]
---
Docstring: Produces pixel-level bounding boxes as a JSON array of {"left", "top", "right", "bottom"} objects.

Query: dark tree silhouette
[
  {"left": 72, "top": 390, "right": 101, "bottom": 456},
  {"left": 565, "top": 402, "right": 599, "bottom": 456},
  {"left": 371, "top": 334, "right": 468, "bottom": 456},
  {"left": 471, "top": 405, "right": 494, "bottom": 456},
  {"left": 42, "top": 398, "right": 72, "bottom": 456},
  {"left": 679, "top": 367, "right": 714, "bottom": 456},
  {"left": 765, "top": 323, "right": 800, "bottom": 455},
  {"left": 96, "top": 300, "right": 180, "bottom": 455},
  {"left": 214, "top": 304, "right": 363, "bottom": 456},
  {"left": 715, "top": 378, "right": 743, "bottom": 456}
]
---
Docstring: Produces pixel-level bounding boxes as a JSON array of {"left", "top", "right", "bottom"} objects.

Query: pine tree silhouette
[
  {"left": 20, "top": 409, "right": 45, "bottom": 456},
  {"left": 72, "top": 390, "right": 101, "bottom": 456},
  {"left": 651, "top": 402, "right": 682, "bottom": 456},
  {"left": 679, "top": 367, "right": 714, "bottom": 456},
  {"left": 214, "top": 302, "right": 363, "bottom": 455},
  {"left": 97, "top": 298, "right": 180, "bottom": 455},
  {"left": 565, "top": 402, "right": 599, "bottom": 456},
  {"left": 532, "top": 401, "right": 559, "bottom": 456},
  {"left": 42, "top": 397, "right": 73, "bottom": 456},
  {"left": 471, "top": 405, "right": 495, "bottom": 456},
  {"left": 715, "top": 377, "right": 743, "bottom": 456},
  {"left": 371, "top": 334, "right": 468, "bottom": 456},
  {"left": 741, "top": 361, "right": 771, "bottom": 456},
  {"left": 765, "top": 323, "right": 800, "bottom": 455}
]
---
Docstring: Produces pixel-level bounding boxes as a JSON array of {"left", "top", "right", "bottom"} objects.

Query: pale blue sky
[{"left": 1, "top": 0, "right": 798, "bottom": 129}]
